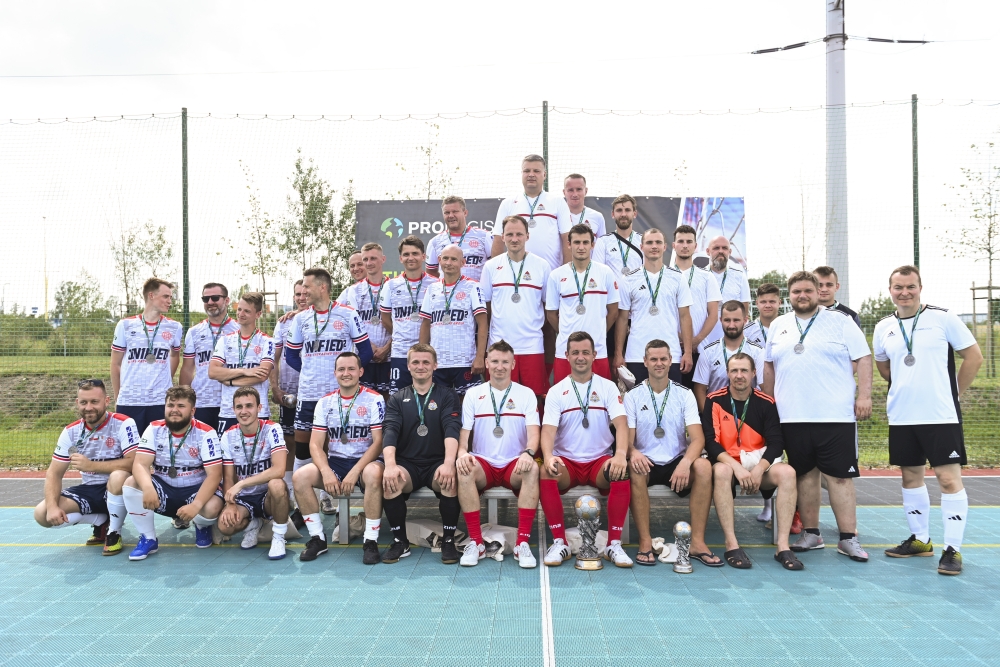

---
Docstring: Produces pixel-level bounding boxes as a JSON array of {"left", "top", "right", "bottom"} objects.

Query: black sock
[
  {"left": 294, "top": 442, "right": 311, "bottom": 461},
  {"left": 439, "top": 495, "right": 460, "bottom": 541},
  {"left": 805, "top": 528, "right": 821, "bottom": 536},
  {"left": 840, "top": 532, "right": 855, "bottom": 541},
  {"left": 383, "top": 496, "right": 408, "bottom": 544}
]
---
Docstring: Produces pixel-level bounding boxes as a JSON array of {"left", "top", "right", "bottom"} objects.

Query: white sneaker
[
  {"left": 268, "top": 536, "right": 286, "bottom": 560},
  {"left": 543, "top": 538, "right": 571, "bottom": 567},
  {"left": 460, "top": 541, "right": 485, "bottom": 566},
  {"left": 513, "top": 542, "right": 536, "bottom": 568},
  {"left": 757, "top": 498, "right": 773, "bottom": 522},
  {"left": 240, "top": 518, "right": 263, "bottom": 550},
  {"left": 603, "top": 541, "right": 633, "bottom": 568},
  {"left": 320, "top": 493, "right": 337, "bottom": 516}
]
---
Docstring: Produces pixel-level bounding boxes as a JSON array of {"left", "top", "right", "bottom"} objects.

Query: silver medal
[
  {"left": 649, "top": 306, "right": 659, "bottom": 316},
  {"left": 409, "top": 313, "right": 421, "bottom": 322},
  {"left": 793, "top": 343, "right": 805, "bottom": 354},
  {"left": 510, "top": 293, "right": 521, "bottom": 303},
  {"left": 904, "top": 354, "right": 916, "bottom": 366},
  {"left": 622, "top": 267, "right": 635, "bottom": 276},
  {"left": 417, "top": 424, "right": 429, "bottom": 437},
  {"left": 168, "top": 466, "right": 177, "bottom": 478},
  {"left": 654, "top": 427, "right": 665, "bottom": 439},
  {"left": 492, "top": 426, "right": 504, "bottom": 438},
  {"left": 575, "top": 303, "right": 586, "bottom": 315},
  {"left": 145, "top": 350, "right": 158, "bottom": 364},
  {"left": 340, "top": 433, "right": 349, "bottom": 444},
  {"left": 370, "top": 316, "right": 380, "bottom": 326},
  {"left": 581, "top": 417, "right": 590, "bottom": 429},
  {"left": 528, "top": 218, "right": 537, "bottom": 228},
  {"left": 441, "top": 313, "right": 451, "bottom": 324}
]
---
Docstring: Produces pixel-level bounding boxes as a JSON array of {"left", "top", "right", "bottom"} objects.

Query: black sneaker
[
  {"left": 937, "top": 546, "right": 962, "bottom": 576},
  {"left": 362, "top": 539, "right": 382, "bottom": 565},
  {"left": 382, "top": 539, "right": 411, "bottom": 564},
  {"left": 884, "top": 534, "right": 934, "bottom": 558},
  {"left": 440, "top": 539, "right": 460, "bottom": 564},
  {"left": 290, "top": 509, "right": 306, "bottom": 531},
  {"left": 86, "top": 520, "right": 109, "bottom": 546},
  {"left": 299, "top": 535, "right": 328, "bottom": 562}
]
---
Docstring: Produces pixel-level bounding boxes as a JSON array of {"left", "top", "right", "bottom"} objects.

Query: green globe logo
[{"left": 381, "top": 217, "right": 404, "bottom": 238}]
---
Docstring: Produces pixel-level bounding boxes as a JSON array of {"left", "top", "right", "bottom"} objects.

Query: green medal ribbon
[
  {"left": 404, "top": 275, "right": 424, "bottom": 313},
  {"left": 143, "top": 316, "right": 164, "bottom": 361},
  {"left": 645, "top": 380, "right": 670, "bottom": 431},
  {"left": 312, "top": 301, "right": 334, "bottom": 338},
  {"left": 571, "top": 377, "right": 595, "bottom": 423},
  {"left": 795, "top": 311, "right": 820, "bottom": 346},
  {"left": 895, "top": 306, "right": 923, "bottom": 357},
  {"left": 168, "top": 424, "right": 193, "bottom": 470},
  {"left": 239, "top": 420, "right": 264, "bottom": 466},
  {"left": 643, "top": 267, "right": 664, "bottom": 307},
  {"left": 572, "top": 262, "right": 593, "bottom": 311},
  {"left": 728, "top": 394, "right": 751, "bottom": 447},
  {"left": 508, "top": 256, "right": 526, "bottom": 299},
  {"left": 76, "top": 413, "right": 109, "bottom": 449},
  {"left": 722, "top": 338, "right": 746, "bottom": 367},
  {"left": 415, "top": 384, "right": 435, "bottom": 430},
  {"left": 489, "top": 383, "right": 514, "bottom": 432},
  {"left": 441, "top": 278, "right": 462, "bottom": 315},
  {"left": 237, "top": 330, "right": 259, "bottom": 367},
  {"left": 524, "top": 193, "right": 541, "bottom": 221},
  {"left": 338, "top": 388, "right": 361, "bottom": 435}
]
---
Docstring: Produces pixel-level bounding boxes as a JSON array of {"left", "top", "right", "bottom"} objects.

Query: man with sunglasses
[{"left": 180, "top": 283, "right": 238, "bottom": 428}]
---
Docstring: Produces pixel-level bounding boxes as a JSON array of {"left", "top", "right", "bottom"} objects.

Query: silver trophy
[
  {"left": 574, "top": 495, "right": 603, "bottom": 571},
  {"left": 281, "top": 393, "right": 297, "bottom": 409},
  {"left": 673, "top": 521, "right": 693, "bottom": 574}
]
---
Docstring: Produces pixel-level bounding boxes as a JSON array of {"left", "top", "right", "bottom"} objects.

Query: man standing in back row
[
  {"left": 380, "top": 236, "right": 437, "bottom": 394},
  {"left": 814, "top": 266, "right": 861, "bottom": 328},
  {"left": 427, "top": 196, "right": 491, "bottom": 282},
  {"left": 180, "top": 283, "right": 238, "bottom": 428},
  {"left": 672, "top": 226, "right": 721, "bottom": 389},
  {"left": 338, "top": 243, "right": 392, "bottom": 396},
  {"left": 704, "top": 236, "right": 751, "bottom": 348},
  {"left": 563, "top": 174, "right": 606, "bottom": 238}
]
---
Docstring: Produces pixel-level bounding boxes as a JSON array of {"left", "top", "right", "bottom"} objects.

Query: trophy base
[
  {"left": 673, "top": 563, "right": 694, "bottom": 574},
  {"left": 575, "top": 557, "right": 604, "bottom": 571}
]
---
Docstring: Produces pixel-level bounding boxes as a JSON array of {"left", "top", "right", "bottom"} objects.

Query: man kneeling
[
  {"left": 217, "top": 388, "right": 290, "bottom": 560},
  {"left": 703, "top": 353, "right": 801, "bottom": 570}
]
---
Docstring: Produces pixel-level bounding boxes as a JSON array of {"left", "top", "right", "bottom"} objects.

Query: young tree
[
  {"left": 228, "top": 162, "right": 283, "bottom": 296},
  {"left": 54, "top": 270, "right": 107, "bottom": 319},
  {"left": 110, "top": 219, "right": 175, "bottom": 312},
  {"left": 391, "top": 122, "right": 459, "bottom": 200},
  {"left": 281, "top": 149, "right": 336, "bottom": 272}
]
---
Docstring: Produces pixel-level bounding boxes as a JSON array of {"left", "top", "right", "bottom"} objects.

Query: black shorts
[
  {"left": 293, "top": 400, "right": 318, "bottom": 432},
  {"left": 389, "top": 357, "right": 412, "bottom": 395},
  {"left": 889, "top": 423, "right": 966, "bottom": 468},
  {"left": 194, "top": 407, "right": 220, "bottom": 429},
  {"left": 644, "top": 456, "right": 692, "bottom": 497},
  {"left": 625, "top": 362, "right": 682, "bottom": 385},
  {"left": 150, "top": 476, "right": 222, "bottom": 518},
  {"left": 398, "top": 458, "right": 443, "bottom": 499},
  {"left": 433, "top": 367, "right": 482, "bottom": 396},
  {"left": 234, "top": 491, "right": 272, "bottom": 520},
  {"left": 679, "top": 352, "right": 700, "bottom": 390},
  {"left": 327, "top": 456, "right": 364, "bottom": 485},
  {"left": 361, "top": 361, "right": 391, "bottom": 393},
  {"left": 115, "top": 405, "right": 165, "bottom": 435},
  {"left": 217, "top": 417, "right": 239, "bottom": 438},
  {"left": 61, "top": 483, "right": 108, "bottom": 515},
  {"left": 781, "top": 422, "right": 859, "bottom": 478},
  {"left": 279, "top": 404, "right": 295, "bottom": 437}
]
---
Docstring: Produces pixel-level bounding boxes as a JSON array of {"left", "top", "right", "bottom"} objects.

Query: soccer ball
[{"left": 574, "top": 495, "right": 601, "bottom": 521}]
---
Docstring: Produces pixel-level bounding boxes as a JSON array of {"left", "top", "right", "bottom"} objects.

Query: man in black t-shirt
[{"left": 380, "top": 343, "right": 462, "bottom": 564}]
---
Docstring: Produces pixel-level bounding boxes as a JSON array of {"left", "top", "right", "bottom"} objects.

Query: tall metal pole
[
  {"left": 911, "top": 93, "right": 920, "bottom": 268},
  {"left": 825, "top": 0, "right": 849, "bottom": 306},
  {"left": 182, "top": 108, "right": 190, "bottom": 330},
  {"left": 542, "top": 101, "right": 549, "bottom": 192}
]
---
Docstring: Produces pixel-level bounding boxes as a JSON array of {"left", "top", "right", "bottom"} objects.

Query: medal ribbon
[
  {"left": 415, "top": 384, "right": 435, "bottom": 430},
  {"left": 489, "top": 384, "right": 514, "bottom": 432},
  {"left": 572, "top": 210, "right": 587, "bottom": 227},
  {"left": 571, "top": 377, "right": 595, "bottom": 423},
  {"left": 674, "top": 264, "right": 696, "bottom": 288},
  {"left": 441, "top": 278, "right": 462, "bottom": 316},
  {"left": 615, "top": 233, "right": 634, "bottom": 270},
  {"left": 728, "top": 394, "right": 752, "bottom": 447},
  {"left": 312, "top": 301, "right": 334, "bottom": 338},
  {"left": 168, "top": 424, "right": 193, "bottom": 470},
  {"left": 237, "top": 330, "right": 259, "bottom": 367},
  {"left": 208, "top": 318, "right": 230, "bottom": 351},
  {"left": 895, "top": 306, "right": 923, "bottom": 357},
  {"left": 366, "top": 279, "right": 385, "bottom": 318},
  {"left": 404, "top": 274, "right": 424, "bottom": 315},
  {"left": 507, "top": 256, "right": 526, "bottom": 299},
  {"left": 337, "top": 388, "right": 361, "bottom": 438},
  {"left": 753, "top": 320, "right": 767, "bottom": 345},
  {"left": 795, "top": 311, "right": 820, "bottom": 347},
  {"left": 239, "top": 420, "right": 264, "bottom": 466},
  {"left": 722, "top": 338, "right": 746, "bottom": 367},
  {"left": 645, "top": 380, "right": 670, "bottom": 431},
  {"left": 450, "top": 225, "right": 471, "bottom": 249},
  {"left": 571, "top": 262, "right": 593, "bottom": 311},
  {"left": 143, "top": 316, "right": 164, "bottom": 361},
  {"left": 76, "top": 413, "right": 110, "bottom": 449},
  {"left": 523, "top": 193, "right": 541, "bottom": 221},
  {"left": 643, "top": 267, "right": 664, "bottom": 308}
]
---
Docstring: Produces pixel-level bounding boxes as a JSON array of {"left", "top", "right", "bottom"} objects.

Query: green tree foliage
[
  {"left": 110, "top": 219, "right": 175, "bottom": 312},
  {"left": 390, "top": 122, "right": 459, "bottom": 200},
  {"left": 748, "top": 270, "right": 788, "bottom": 291},
  {"left": 858, "top": 293, "right": 896, "bottom": 335},
  {"left": 229, "top": 162, "right": 283, "bottom": 295}
]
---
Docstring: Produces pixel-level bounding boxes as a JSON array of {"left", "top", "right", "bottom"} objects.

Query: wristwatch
[{"left": 523, "top": 448, "right": 536, "bottom": 458}]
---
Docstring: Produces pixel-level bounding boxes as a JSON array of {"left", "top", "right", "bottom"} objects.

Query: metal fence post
[
  {"left": 912, "top": 94, "right": 920, "bottom": 268},
  {"left": 182, "top": 107, "right": 190, "bottom": 330},
  {"left": 542, "top": 101, "right": 549, "bottom": 192}
]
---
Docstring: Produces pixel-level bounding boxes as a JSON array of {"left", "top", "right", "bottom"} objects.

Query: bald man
[{"left": 704, "top": 236, "right": 750, "bottom": 349}]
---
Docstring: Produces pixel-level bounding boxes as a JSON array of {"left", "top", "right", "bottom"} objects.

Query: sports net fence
[{"left": 2, "top": 100, "right": 999, "bottom": 467}]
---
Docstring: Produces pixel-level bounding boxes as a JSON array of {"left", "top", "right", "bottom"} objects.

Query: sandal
[
  {"left": 724, "top": 548, "right": 752, "bottom": 569},
  {"left": 774, "top": 550, "right": 804, "bottom": 570},
  {"left": 635, "top": 550, "right": 657, "bottom": 566},
  {"left": 690, "top": 551, "right": 725, "bottom": 567}
]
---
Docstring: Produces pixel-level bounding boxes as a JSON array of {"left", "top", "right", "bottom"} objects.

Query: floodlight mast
[{"left": 825, "top": 0, "right": 849, "bottom": 306}]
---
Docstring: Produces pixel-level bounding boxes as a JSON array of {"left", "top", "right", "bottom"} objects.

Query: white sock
[
  {"left": 901, "top": 485, "right": 931, "bottom": 542},
  {"left": 122, "top": 486, "right": 157, "bottom": 539},
  {"left": 941, "top": 489, "right": 968, "bottom": 552},
  {"left": 107, "top": 493, "right": 126, "bottom": 532},
  {"left": 272, "top": 520, "right": 288, "bottom": 538},
  {"left": 304, "top": 512, "right": 324, "bottom": 539},
  {"left": 81, "top": 513, "right": 107, "bottom": 526},
  {"left": 51, "top": 512, "right": 81, "bottom": 528},
  {"left": 192, "top": 514, "right": 217, "bottom": 528},
  {"left": 364, "top": 517, "right": 381, "bottom": 541},
  {"left": 293, "top": 456, "right": 312, "bottom": 472}
]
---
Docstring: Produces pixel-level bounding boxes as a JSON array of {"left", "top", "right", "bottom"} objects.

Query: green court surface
[{"left": 0, "top": 505, "right": 998, "bottom": 667}]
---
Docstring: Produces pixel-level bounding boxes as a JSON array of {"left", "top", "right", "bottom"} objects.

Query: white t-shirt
[
  {"left": 337, "top": 278, "right": 391, "bottom": 350},
  {"left": 743, "top": 319, "right": 771, "bottom": 348},
  {"left": 674, "top": 266, "right": 723, "bottom": 353},
  {"left": 426, "top": 225, "right": 492, "bottom": 282},
  {"left": 693, "top": 337, "right": 765, "bottom": 394},
  {"left": 378, "top": 272, "right": 437, "bottom": 359},
  {"left": 706, "top": 264, "right": 752, "bottom": 344},
  {"left": 872, "top": 305, "right": 977, "bottom": 425},
  {"left": 111, "top": 315, "right": 184, "bottom": 406},
  {"left": 480, "top": 252, "right": 550, "bottom": 355},
  {"left": 183, "top": 318, "right": 239, "bottom": 408},
  {"left": 493, "top": 192, "right": 573, "bottom": 270},
  {"left": 272, "top": 317, "right": 299, "bottom": 395},
  {"left": 52, "top": 412, "right": 140, "bottom": 485},
  {"left": 765, "top": 309, "right": 871, "bottom": 423},
  {"left": 593, "top": 231, "right": 644, "bottom": 278},
  {"left": 625, "top": 381, "right": 700, "bottom": 465},
  {"left": 545, "top": 262, "right": 619, "bottom": 359},
  {"left": 462, "top": 381, "right": 540, "bottom": 467},
  {"left": 420, "top": 277, "right": 486, "bottom": 368},
  {"left": 312, "top": 387, "right": 386, "bottom": 460},
  {"left": 543, "top": 374, "right": 626, "bottom": 462},
  {"left": 569, "top": 207, "right": 606, "bottom": 239},
  {"left": 284, "top": 303, "right": 369, "bottom": 401},
  {"left": 618, "top": 266, "right": 693, "bottom": 363},
  {"left": 137, "top": 419, "right": 222, "bottom": 488},
  {"left": 220, "top": 420, "right": 285, "bottom": 495},
  {"left": 212, "top": 330, "right": 276, "bottom": 418}
]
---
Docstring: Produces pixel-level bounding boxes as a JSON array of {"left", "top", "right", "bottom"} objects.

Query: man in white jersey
[
  {"left": 271, "top": 279, "right": 310, "bottom": 506},
  {"left": 743, "top": 283, "right": 781, "bottom": 348},
  {"left": 814, "top": 266, "right": 861, "bottom": 328},
  {"left": 614, "top": 227, "right": 694, "bottom": 384},
  {"left": 34, "top": 379, "right": 139, "bottom": 556},
  {"left": 217, "top": 387, "right": 290, "bottom": 560},
  {"left": 625, "top": 340, "right": 714, "bottom": 566},
  {"left": 111, "top": 277, "right": 183, "bottom": 433},
  {"left": 593, "top": 194, "right": 644, "bottom": 278},
  {"left": 539, "top": 332, "right": 633, "bottom": 568},
  {"left": 338, "top": 243, "right": 392, "bottom": 395},
  {"left": 563, "top": 174, "right": 606, "bottom": 238},
  {"left": 456, "top": 341, "right": 541, "bottom": 568},
  {"left": 481, "top": 215, "right": 551, "bottom": 400},
  {"left": 208, "top": 292, "right": 275, "bottom": 436},
  {"left": 180, "top": 283, "right": 238, "bottom": 428},
  {"left": 122, "top": 386, "right": 225, "bottom": 559},
  {"left": 874, "top": 265, "right": 982, "bottom": 575},
  {"left": 545, "top": 224, "right": 619, "bottom": 383},
  {"left": 427, "top": 195, "right": 491, "bottom": 282},
  {"left": 672, "top": 225, "right": 721, "bottom": 389},
  {"left": 348, "top": 250, "right": 366, "bottom": 284},
  {"left": 762, "top": 271, "right": 872, "bottom": 562},
  {"left": 380, "top": 235, "right": 437, "bottom": 394},
  {"left": 704, "top": 236, "right": 751, "bottom": 347},
  {"left": 294, "top": 352, "right": 387, "bottom": 565},
  {"left": 419, "top": 244, "right": 488, "bottom": 395},
  {"left": 693, "top": 301, "right": 765, "bottom": 409}
]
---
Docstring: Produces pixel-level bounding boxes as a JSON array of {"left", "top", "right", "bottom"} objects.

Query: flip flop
[
  {"left": 724, "top": 548, "right": 752, "bottom": 569},
  {"left": 635, "top": 550, "right": 657, "bottom": 566},
  {"left": 690, "top": 551, "right": 725, "bottom": 567},
  {"left": 774, "top": 550, "right": 804, "bottom": 570}
]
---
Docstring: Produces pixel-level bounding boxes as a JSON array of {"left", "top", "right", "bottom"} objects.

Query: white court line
[{"left": 537, "top": 513, "right": 555, "bottom": 667}]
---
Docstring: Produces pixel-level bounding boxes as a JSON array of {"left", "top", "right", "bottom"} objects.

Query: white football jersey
[
  {"left": 138, "top": 419, "right": 223, "bottom": 488},
  {"left": 183, "top": 318, "right": 239, "bottom": 408},
  {"left": 493, "top": 192, "right": 573, "bottom": 270},
  {"left": 312, "top": 387, "right": 386, "bottom": 459},
  {"left": 272, "top": 316, "right": 299, "bottom": 395},
  {"left": 593, "top": 231, "right": 644, "bottom": 278},
  {"left": 569, "top": 207, "right": 606, "bottom": 238},
  {"left": 53, "top": 412, "right": 140, "bottom": 485},
  {"left": 693, "top": 337, "right": 765, "bottom": 394},
  {"left": 284, "top": 303, "right": 369, "bottom": 401},
  {"left": 379, "top": 272, "right": 437, "bottom": 359},
  {"left": 743, "top": 319, "right": 771, "bottom": 348},
  {"left": 111, "top": 316, "right": 184, "bottom": 406},
  {"left": 420, "top": 277, "right": 487, "bottom": 368},
  {"left": 706, "top": 264, "right": 752, "bottom": 344},
  {"left": 618, "top": 267, "right": 693, "bottom": 363},
  {"left": 220, "top": 420, "right": 286, "bottom": 495},
  {"left": 212, "top": 330, "right": 276, "bottom": 418},
  {"left": 337, "top": 278, "right": 391, "bottom": 350},
  {"left": 462, "top": 381, "right": 540, "bottom": 467},
  {"left": 625, "top": 381, "right": 700, "bottom": 466},
  {"left": 543, "top": 374, "right": 626, "bottom": 462},
  {"left": 674, "top": 265, "right": 722, "bottom": 352},
  {"left": 480, "top": 252, "right": 550, "bottom": 355},
  {"left": 426, "top": 225, "right": 492, "bottom": 282},
  {"left": 545, "top": 262, "right": 619, "bottom": 359}
]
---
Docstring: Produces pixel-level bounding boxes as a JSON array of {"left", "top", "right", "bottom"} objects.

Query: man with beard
[
  {"left": 180, "top": 283, "right": 238, "bottom": 428},
  {"left": 338, "top": 243, "right": 392, "bottom": 397},
  {"left": 427, "top": 196, "right": 491, "bottom": 282},
  {"left": 692, "top": 301, "right": 764, "bottom": 410},
  {"left": 671, "top": 225, "right": 721, "bottom": 389},
  {"left": 704, "top": 236, "right": 751, "bottom": 347},
  {"left": 563, "top": 174, "right": 605, "bottom": 238}
]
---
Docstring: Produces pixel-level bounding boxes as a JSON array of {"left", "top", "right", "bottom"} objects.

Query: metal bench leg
[
  {"left": 339, "top": 497, "right": 350, "bottom": 545},
  {"left": 771, "top": 488, "right": 779, "bottom": 546},
  {"left": 488, "top": 498, "right": 498, "bottom": 526},
  {"left": 622, "top": 508, "right": 631, "bottom": 544}
]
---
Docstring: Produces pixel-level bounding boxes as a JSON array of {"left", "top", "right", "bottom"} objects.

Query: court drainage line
[{"left": 537, "top": 512, "right": 555, "bottom": 667}]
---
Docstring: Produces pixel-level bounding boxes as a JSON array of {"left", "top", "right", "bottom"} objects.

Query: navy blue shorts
[
  {"left": 61, "top": 483, "right": 108, "bottom": 515},
  {"left": 234, "top": 491, "right": 272, "bottom": 520},
  {"left": 361, "top": 361, "right": 391, "bottom": 393},
  {"left": 389, "top": 357, "right": 412, "bottom": 395},
  {"left": 279, "top": 404, "right": 295, "bottom": 436},
  {"left": 116, "top": 405, "right": 165, "bottom": 435},
  {"left": 217, "top": 417, "right": 239, "bottom": 438},
  {"left": 294, "top": 400, "right": 318, "bottom": 432},
  {"left": 150, "top": 476, "right": 222, "bottom": 518},
  {"left": 194, "top": 407, "right": 220, "bottom": 429},
  {"left": 433, "top": 367, "right": 482, "bottom": 396},
  {"left": 327, "top": 456, "right": 364, "bottom": 485}
]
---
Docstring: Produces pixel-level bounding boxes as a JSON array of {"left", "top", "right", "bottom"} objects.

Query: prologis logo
[{"left": 381, "top": 218, "right": 404, "bottom": 238}]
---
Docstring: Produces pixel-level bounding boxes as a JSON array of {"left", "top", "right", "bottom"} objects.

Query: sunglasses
[
  {"left": 77, "top": 379, "right": 106, "bottom": 388},
  {"left": 202, "top": 295, "right": 226, "bottom": 303}
]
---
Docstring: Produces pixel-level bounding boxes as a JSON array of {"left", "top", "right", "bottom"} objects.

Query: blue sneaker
[
  {"left": 128, "top": 536, "right": 159, "bottom": 561},
  {"left": 195, "top": 524, "right": 213, "bottom": 548}
]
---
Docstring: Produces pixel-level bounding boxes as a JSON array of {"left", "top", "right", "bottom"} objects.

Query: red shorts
[
  {"left": 559, "top": 455, "right": 612, "bottom": 496},
  {"left": 511, "top": 353, "right": 549, "bottom": 396},
  {"left": 552, "top": 357, "right": 611, "bottom": 385},
  {"left": 475, "top": 456, "right": 521, "bottom": 496}
]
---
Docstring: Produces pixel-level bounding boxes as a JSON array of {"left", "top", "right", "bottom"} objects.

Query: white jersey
[
  {"left": 52, "top": 412, "right": 140, "bottom": 485},
  {"left": 419, "top": 277, "right": 486, "bottom": 368},
  {"left": 426, "top": 225, "right": 492, "bottom": 282},
  {"left": 312, "top": 387, "right": 385, "bottom": 459},
  {"left": 284, "top": 303, "right": 369, "bottom": 401},
  {"left": 480, "top": 252, "right": 550, "bottom": 355},
  {"left": 138, "top": 419, "right": 222, "bottom": 488},
  {"left": 674, "top": 265, "right": 722, "bottom": 352},
  {"left": 111, "top": 315, "right": 183, "bottom": 406},
  {"left": 618, "top": 266, "right": 693, "bottom": 364},
  {"left": 462, "top": 381, "right": 540, "bottom": 467},
  {"left": 625, "top": 381, "right": 700, "bottom": 465},
  {"left": 545, "top": 262, "right": 619, "bottom": 359},
  {"left": 707, "top": 264, "right": 752, "bottom": 345},
  {"left": 543, "top": 374, "right": 626, "bottom": 462},
  {"left": 765, "top": 309, "right": 871, "bottom": 423},
  {"left": 693, "top": 337, "right": 765, "bottom": 394},
  {"left": 183, "top": 318, "right": 239, "bottom": 408},
  {"left": 872, "top": 305, "right": 977, "bottom": 425},
  {"left": 220, "top": 420, "right": 286, "bottom": 495},
  {"left": 569, "top": 207, "right": 606, "bottom": 239},
  {"left": 379, "top": 272, "right": 437, "bottom": 359},
  {"left": 593, "top": 231, "right": 644, "bottom": 278},
  {"left": 493, "top": 192, "right": 572, "bottom": 270},
  {"left": 743, "top": 319, "right": 771, "bottom": 348},
  {"left": 337, "top": 278, "right": 391, "bottom": 350},
  {"left": 212, "top": 330, "right": 276, "bottom": 418},
  {"left": 272, "top": 316, "right": 299, "bottom": 395}
]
